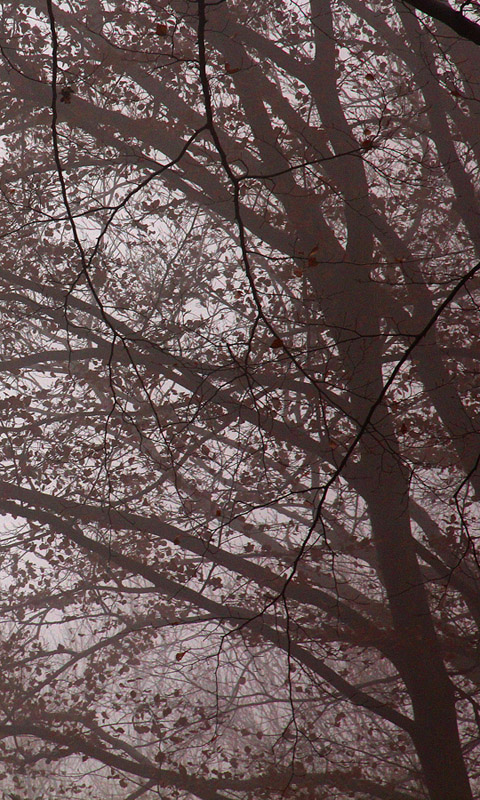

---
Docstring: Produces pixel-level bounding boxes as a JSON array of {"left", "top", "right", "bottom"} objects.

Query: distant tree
[{"left": 0, "top": 1, "right": 478, "bottom": 799}]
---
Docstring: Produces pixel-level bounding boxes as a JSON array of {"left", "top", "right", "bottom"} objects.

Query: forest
[{"left": 0, "top": 1, "right": 479, "bottom": 798}]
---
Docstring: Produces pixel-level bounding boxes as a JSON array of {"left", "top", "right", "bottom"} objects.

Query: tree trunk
[{"left": 351, "top": 411, "right": 472, "bottom": 800}]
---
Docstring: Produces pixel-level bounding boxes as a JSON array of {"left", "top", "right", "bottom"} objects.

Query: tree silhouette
[{"left": 0, "top": 1, "right": 478, "bottom": 798}]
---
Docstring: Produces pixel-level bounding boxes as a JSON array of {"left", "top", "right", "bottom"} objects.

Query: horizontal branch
[
  {"left": 403, "top": 0, "right": 480, "bottom": 44},
  {"left": 0, "top": 495, "right": 413, "bottom": 732}
]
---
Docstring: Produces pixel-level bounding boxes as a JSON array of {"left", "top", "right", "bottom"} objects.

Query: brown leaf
[
  {"left": 307, "top": 245, "right": 319, "bottom": 267},
  {"left": 175, "top": 651, "right": 186, "bottom": 661},
  {"left": 60, "top": 86, "right": 74, "bottom": 103}
]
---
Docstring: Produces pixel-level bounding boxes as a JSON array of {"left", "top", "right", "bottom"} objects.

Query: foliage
[{"left": 0, "top": 1, "right": 479, "bottom": 798}]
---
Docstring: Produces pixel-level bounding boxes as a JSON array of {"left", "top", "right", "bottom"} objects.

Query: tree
[{"left": 0, "top": 0, "right": 478, "bottom": 798}]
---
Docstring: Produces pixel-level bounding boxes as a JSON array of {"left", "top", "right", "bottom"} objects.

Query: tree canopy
[{"left": 0, "top": 1, "right": 479, "bottom": 799}]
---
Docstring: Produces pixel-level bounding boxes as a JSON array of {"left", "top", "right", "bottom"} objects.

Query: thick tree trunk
[
  {"left": 336, "top": 277, "right": 473, "bottom": 798},
  {"left": 357, "top": 409, "right": 473, "bottom": 800},
  {"left": 360, "top": 454, "right": 473, "bottom": 800}
]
